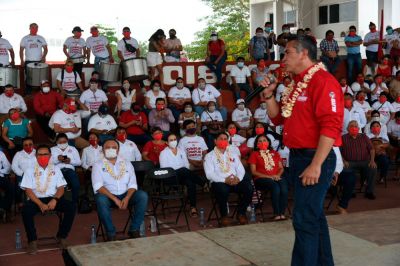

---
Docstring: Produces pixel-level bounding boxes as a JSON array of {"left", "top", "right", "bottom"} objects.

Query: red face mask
[
  {"left": 396, "top": 119, "right": 400, "bottom": 125},
  {"left": 258, "top": 62, "right": 266, "bottom": 68},
  {"left": 5, "top": 90, "right": 14, "bottom": 97},
  {"left": 375, "top": 77, "right": 383, "bottom": 84},
  {"left": 89, "top": 139, "right": 97, "bottom": 146},
  {"left": 358, "top": 95, "right": 366, "bottom": 101},
  {"left": 10, "top": 112, "right": 20, "bottom": 120},
  {"left": 75, "top": 32, "right": 82, "bottom": 38},
  {"left": 344, "top": 99, "right": 353, "bottom": 108},
  {"left": 65, "top": 66, "right": 74, "bottom": 73},
  {"left": 349, "top": 32, "right": 356, "bottom": 37},
  {"left": 396, "top": 96, "right": 400, "bottom": 103},
  {"left": 91, "top": 31, "right": 99, "bottom": 37},
  {"left": 116, "top": 133, "right": 126, "bottom": 142},
  {"left": 255, "top": 127, "right": 265, "bottom": 135},
  {"left": 228, "top": 128, "right": 237, "bottom": 136},
  {"left": 379, "top": 96, "right": 387, "bottom": 104},
  {"left": 216, "top": 139, "right": 229, "bottom": 149},
  {"left": 153, "top": 133, "right": 163, "bottom": 141},
  {"left": 371, "top": 127, "right": 381, "bottom": 135},
  {"left": 156, "top": 104, "right": 165, "bottom": 111},
  {"left": 257, "top": 141, "right": 269, "bottom": 151},
  {"left": 37, "top": 155, "right": 50, "bottom": 168},
  {"left": 326, "top": 36, "right": 334, "bottom": 41},
  {"left": 370, "top": 28, "right": 377, "bottom": 33},
  {"left": 23, "top": 146, "right": 33, "bottom": 154},
  {"left": 357, "top": 78, "right": 364, "bottom": 84},
  {"left": 123, "top": 32, "right": 131, "bottom": 39},
  {"left": 30, "top": 28, "right": 38, "bottom": 35},
  {"left": 349, "top": 127, "right": 359, "bottom": 136},
  {"left": 382, "top": 60, "right": 389, "bottom": 65}
]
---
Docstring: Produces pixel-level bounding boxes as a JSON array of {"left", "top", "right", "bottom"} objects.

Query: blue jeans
[
  {"left": 169, "top": 105, "right": 183, "bottom": 121},
  {"left": 321, "top": 55, "right": 341, "bottom": 74},
  {"left": 346, "top": 53, "right": 362, "bottom": 83},
  {"left": 206, "top": 53, "right": 227, "bottom": 87},
  {"left": 231, "top": 83, "right": 253, "bottom": 101},
  {"left": 60, "top": 168, "right": 80, "bottom": 206},
  {"left": 375, "top": 154, "right": 390, "bottom": 179},
  {"left": 366, "top": 50, "right": 378, "bottom": 65},
  {"left": 289, "top": 149, "right": 336, "bottom": 266},
  {"left": 194, "top": 106, "right": 227, "bottom": 121},
  {"left": 95, "top": 190, "right": 148, "bottom": 238},
  {"left": 254, "top": 177, "right": 288, "bottom": 215}
]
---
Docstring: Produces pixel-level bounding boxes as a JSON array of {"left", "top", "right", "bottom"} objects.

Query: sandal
[{"left": 190, "top": 207, "right": 198, "bottom": 218}]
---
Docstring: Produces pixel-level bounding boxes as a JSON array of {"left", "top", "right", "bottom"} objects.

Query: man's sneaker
[
  {"left": 364, "top": 193, "right": 376, "bottom": 200},
  {"left": 128, "top": 230, "right": 141, "bottom": 239},
  {"left": 27, "top": 241, "right": 38, "bottom": 255}
]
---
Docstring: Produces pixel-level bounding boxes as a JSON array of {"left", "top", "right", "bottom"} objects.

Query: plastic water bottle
[
  {"left": 15, "top": 229, "right": 22, "bottom": 250},
  {"left": 139, "top": 221, "right": 146, "bottom": 237},
  {"left": 250, "top": 206, "right": 257, "bottom": 223},
  {"left": 150, "top": 216, "right": 157, "bottom": 233},
  {"left": 90, "top": 225, "right": 96, "bottom": 244},
  {"left": 199, "top": 208, "right": 205, "bottom": 227}
]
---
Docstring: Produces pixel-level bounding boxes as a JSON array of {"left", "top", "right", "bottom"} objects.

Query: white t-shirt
[
  {"left": 56, "top": 70, "right": 82, "bottom": 91},
  {"left": 391, "top": 102, "right": 400, "bottom": 112},
  {"left": 178, "top": 136, "right": 208, "bottom": 161},
  {"left": 254, "top": 107, "right": 271, "bottom": 124},
  {"left": 341, "top": 85, "right": 354, "bottom": 95},
  {"left": 278, "top": 146, "right": 290, "bottom": 168},
  {"left": 351, "top": 82, "right": 370, "bottom": 94},
  {"left": 12, "top": 149, "right": 36, "bottom": 177},
  {"left": 0, "top": 151, "right": 11, "bottom": 178},
  {"left": 230, "top": 65, "right": 251, "bottom": 84},
  {"left": 21, "top": 163, "right": 66, "bottom": 198},
  {"left": 364, "top": 31, "right": 380, "bottom": 52},
  {"left": 200, "top": 110, "right": 223, "bottom": 130},
  {"left": 50, "top": 109, "right": 82, "bottom": 139},
  {"left": 115, "top": 89, "right": 136, "bottom": 112},
  {"left": 20, "top": 34, "right": 47, "bottom": 61},
  {"left": 231, "top": 108, "right": 252, "bottom": 128},
  {"left": 50, "top": 145, "right": 81, "bottom": 170},
  {"left": 372, "top": 101, "right": 395, "bottom": 125},
  {"left": 370, "top": 83, "right": 388, "bottom": 101},
  {"left": 81, "top": 145, "right": 103, "bottom": 170},
  {"left": 86, "top": 35, "right": 109, "bottom": 58},
  {"left": 168, "top": 86, "right": 191, "bottom": 100},
  {"left": 0, "top": 38, "right": 13, "bottom": 65},
  {"left": 118, "top": 140, "right": 142, "bottom": 162},
  {"left": 384, "top": 32, "right": 399, "bottom": 55},
  {"left": 79, "top": 89, "right": 108, "bottom": 112},
  {"left": 192, "top": 84, "right": 221, "bottom": 105},
  {"left": 365, "top": 120, "right": 388, "bottom": 135},
  {"left": 367, "top": 131, "right": 390, "bottom": 143},
  {"left": 117, "top": 38, "right": 139, "bottom": 60},
  {"left": 343, "top": 106, "right": 367, "bottom": 134},
  {"left": 247, "top": 134, "right": 279, "bottom": 150},
  {"left": 275, "top": 84, "right": 286, "bottom": 102},
  {"left": 88, "top": 114, "right": 117, "bottom": 132},
  {"left": 0, "top": 93, "right": 28, "bottom": 114},
  {"left": 230, "top": 134, "right": 246, "bottom": 147},
  {"left": 204, "top": 149, "right": 244, "bottom": 183},
  {"left": 145, "top": 90, "right": 166, "bottom": 109},
  {"left": 64, "top": 37, "right": 86, "bottom": 59},
  {"left": 160, "top": 147, "right": 190, "bottom": 170},
  {"left": 387, "top": 120, "right": 400, "bottom": 138},
  {"left": 353, "top": 100, "right": 371, "bottom": 113}
]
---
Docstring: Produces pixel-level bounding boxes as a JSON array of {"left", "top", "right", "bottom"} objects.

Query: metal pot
[
  {"left": 121, "top": 57, "right": 148, "bottom": 81},
  {"left": 99, "top": 62, "right": 120, "bottom": 82},
  {"left": 0, "top": 66, "right": 18, "bottom": 87},
  {"left": 26, "top": 62, "right": 48, "bottom": 87}
]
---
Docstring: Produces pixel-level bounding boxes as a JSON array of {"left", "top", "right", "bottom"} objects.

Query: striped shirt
[
  {"left": 341, "top": 133, "right": 373, "bottom": 162},
  {"left": 320, "top": 39, "right": 339, "bottom": 52}
]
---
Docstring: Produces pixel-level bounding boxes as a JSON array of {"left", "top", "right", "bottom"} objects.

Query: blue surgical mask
[
  {"left": 237, "top": 62, "right": 244, "bottom": 68},
  {"left": 265, "top": 27, "right": 271, "bottom": 33},
  {"left": 387, "top": 29, "right": 393, "bottom": 35}
]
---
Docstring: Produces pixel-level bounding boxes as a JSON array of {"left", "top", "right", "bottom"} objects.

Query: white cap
[{"left": 236, "top": 99, "right": 245, "bottom": 105}]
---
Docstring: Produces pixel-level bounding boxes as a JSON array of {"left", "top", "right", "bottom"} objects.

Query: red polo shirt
[
  {"left": 271, "top": 66, "right": 344, "bottom": 149},
  {"left": 248, "top": 150, "right": 282, "bottom": 180},
  {"left": 33, "top": 91, "right": 64, "bottom": 116},
  {"left": 119, "top": 110, "right": 148, "bottom": 135}
]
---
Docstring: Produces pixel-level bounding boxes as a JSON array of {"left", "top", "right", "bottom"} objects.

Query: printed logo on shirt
[{"left": 329, "top": 92, "right": 337, "bottom": 112}]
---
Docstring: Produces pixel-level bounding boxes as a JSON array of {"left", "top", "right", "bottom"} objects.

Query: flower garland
[
  {"left": 104, "top": 159, "right": 126, "bottom": 180},
  {"left": 214, "top": 147, "right": 232, "bottom": 173},
  {"left": 259, "top": 150, "right": 275, "bottom": 171},
  {"left": 34, "top": 163, "right": 54, "bottom": 194},
  {"left": 281, "top": 62, "right": 326, "bottom": 118}
]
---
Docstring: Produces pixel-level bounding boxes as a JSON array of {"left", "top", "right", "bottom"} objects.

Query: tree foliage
[{"left": 186, "top": 0, "right": 250, "bottom": 61}]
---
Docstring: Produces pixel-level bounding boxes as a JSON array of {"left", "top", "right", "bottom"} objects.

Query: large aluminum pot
[
  {"left": 121, "top": 57, "right": 148, "bottom": 81},
  {"left": 0, "top": 66, "right": 18, "bottom": 87},
  {"left": 99, "top": 62, "right": 120, "bottom": 82},
  {"left": 26, "top": 62, "right": 48, "bottom": 87}
]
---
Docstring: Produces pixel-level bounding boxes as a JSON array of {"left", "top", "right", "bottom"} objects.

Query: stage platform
[{"left": 68, "top": 208, "right": 400, "bottom": 266}]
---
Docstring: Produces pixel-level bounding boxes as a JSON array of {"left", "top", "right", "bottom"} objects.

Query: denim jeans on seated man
[
  {"left": 347, "top": 160, "right": 377, "bottom": 195},
  {"left": 337, "top": 169, "right": 357, "bottom": 209},
  {"left": 95, "top": 190, "right": 148, "bottom": 238},
  {"left": 60, "top": 168, "right": 80, "bottom": 207},
  {"left": 231, "top": 83, "right": 253, "bottom": 101},
  {"left": 289, "top": 149, "right": 336, "bottom": 266},
  {"left": 194, "top": 105, "right": 227, "bottom": 121}
]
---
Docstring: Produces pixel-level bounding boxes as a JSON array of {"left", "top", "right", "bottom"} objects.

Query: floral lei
[
  {"left": 34, "top": 163, "right": 54, "bottom": 194},
  {"left": 281, "top": 62, "right": 326, "bottom": 118},
  {"left": 214, "top": 147, "right": 232, "bottom": 173},
  {"left": 104, "top": 159, "right": 126, "bottom": 180},
  {"left": 259, "top": 150, "right": 275, "bottom": 171}
]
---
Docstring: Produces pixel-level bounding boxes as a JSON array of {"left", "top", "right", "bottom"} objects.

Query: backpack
[{"left": 61, "top": 69, "right": 79, "bottom": 88}]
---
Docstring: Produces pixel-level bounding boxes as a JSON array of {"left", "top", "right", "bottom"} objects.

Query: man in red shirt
[
  {"left": 33, "top": 80, "right": 64, "bottom": 139},
  {"left": 261, "top": 35, "right": 343, "bottom": 266},
  {"left": 118, "top": 103, "right": 150, "bottom": 146}
]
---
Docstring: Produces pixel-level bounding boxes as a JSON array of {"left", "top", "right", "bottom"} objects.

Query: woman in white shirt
[
  {"left": 159, "top": 133, "right": 206, "bottom": 217},
  {"left": 115, "top": 79, "right": 136, "bottom": 117},
  {"left": 144, "top": 79, "right": 167, "bottom": 114},
  {"left": 367, "top": 121, "right": 390, "bottom": 184}
]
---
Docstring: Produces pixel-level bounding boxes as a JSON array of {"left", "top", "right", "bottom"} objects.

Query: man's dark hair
[
  {"left": 371, "top": 110, "right": 380, "bottom": 117},
  {"left": 287, "top": 35, "right": 318, "bottom": 62},
  {"left": 256, "top": 27, "right": 263, "bottom": 32},
  {"left": 264, "top": 21, "right": 272, "bottom": 26},
  {"left": 236, "top": 56, "right": 245, "bottom": 61},
  {"left": 115, "top": 126, "right": 126, "bottom": 135},
  {"left": 216, "top": 132, "right": 229, "bottom": 139},
  {"left": 91, "top": 71, "right": 99, "bottom": 76},
  {"left": 349, "top": 25, "right": 357, "bottom": 31},
  {"left": 151, "top": 127, "right": 162, "bottom": 134},
  {"left": 36, "top": 144, "right": 51, "bottom": 154},
  {"left": 56, "top": 133, "right": 68, "bottom": 142},
  {"left": 22, "top": 137, "right": 34, "bottom": 143},
  {"left": 325, "top": 30, "right": 334, "bottom": 37},
  {"left": 183, "top": 119, "right": 196, "bottom": 129},
  {"left": 156, "top": 97, "right": 165, "bottom": 104}
]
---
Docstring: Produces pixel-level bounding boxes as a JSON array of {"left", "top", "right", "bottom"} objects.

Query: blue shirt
[
  {"left": 3, "top": 118, "right": 30, "bottom": 139},
  {"left": 344, "top": 35, "right": 362, "bottom": 54}
]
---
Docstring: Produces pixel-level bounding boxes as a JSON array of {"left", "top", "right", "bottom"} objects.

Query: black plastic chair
[
  {"left": 147, "top": 167, "right": 190, "bottom": 234},
  {"left": 132, "top": 160, "right": 155, "bottom": 189}
]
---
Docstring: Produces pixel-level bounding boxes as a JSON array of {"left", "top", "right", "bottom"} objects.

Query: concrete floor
[{"left": 68, "top": 208, "right": 400, "bottom": 266}]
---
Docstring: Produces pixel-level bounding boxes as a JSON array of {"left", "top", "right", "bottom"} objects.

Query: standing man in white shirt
[
  {"left": 230, "top": 57, "right": 253, "bottom": 100},
  {"left": 92, "top": 139, "right": 148, "bottom": 241},
  {"left": 86, "top": 26, "right": 114, "bottom": 71},
  {"left": 0, "top": 31, "right": 15, "bottom": 66},
  {"left": 363, "top": 22, "right": 380, "bottom": 74},
  {"left": 51, "top": 133, "right": 82, "bottom": 206},
  {"left": 0, "top": 149, "right": 13, "bottom": 222},
  {"left": 63, "top": 26, "right": 87, "bottom": 75},
  {"left": 168, "top": 77, "right": 192, "bottom": 121},
  {"left": 117, "top": 27, "right": 140, "bottom": 62},
  {"left": 192, "top": 78, "right": 227, "bottom": 120},
  {"left": 204, "top": 132, "right": 253, "bottom": 226},
  {"left": 19, "top": 23, "right": 48, "bottom": 95},
  {"left": 21, "top": 144, "right": 75, "bottom": 254}
]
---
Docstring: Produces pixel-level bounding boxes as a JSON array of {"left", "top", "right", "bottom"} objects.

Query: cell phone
[{"left": 63, "top": 155, "right": 68, "bottom": 160}]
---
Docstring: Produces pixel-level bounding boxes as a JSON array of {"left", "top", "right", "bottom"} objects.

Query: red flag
[{"left": 378, "top": 9, "right": 384, "bottom": 60}]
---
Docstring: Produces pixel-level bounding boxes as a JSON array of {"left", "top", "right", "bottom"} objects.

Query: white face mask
[
  {"left": 123, "top": 83, "right": 130, "bottom": 89},
  {"left": 153, "top": 86, "right": 160, "bottom": 92},
  {"left": 176, "top": 83, "right": 184, "bottom": 89},
  {"left": 184, "top": 107, "right": 192, "bottom": 113},
  {"left": 260, "top": 103, "right": 267, "bottom": 110},
  {"left": 238, "top": 104, "right": 245, "bottom": 111},
  {"left": 169, "top": 140, "right": 178, "bottom": 149},
  {"left": 58, "top": 143, "right": 68, "bottom": 150},
  {"left": 90, "top": 84, "right": 97, "bottom": 91},
  {"left": 210, "top": 36, "right": 218, "bottom": 41},
  {"left": 42, "top": 87, "right": 50, "bottom": 93},
  {"left": 105, "top": 148, "right": 118, "bottom": 159},
  {"left": 371, "top": 117, "right": 380, "bottom": 122},
  {"left": 208, "top": 106, "right": 216, "bottom": 112},
  {"left": 198, "top": 83, "right": 206, "bottom": 90}
]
